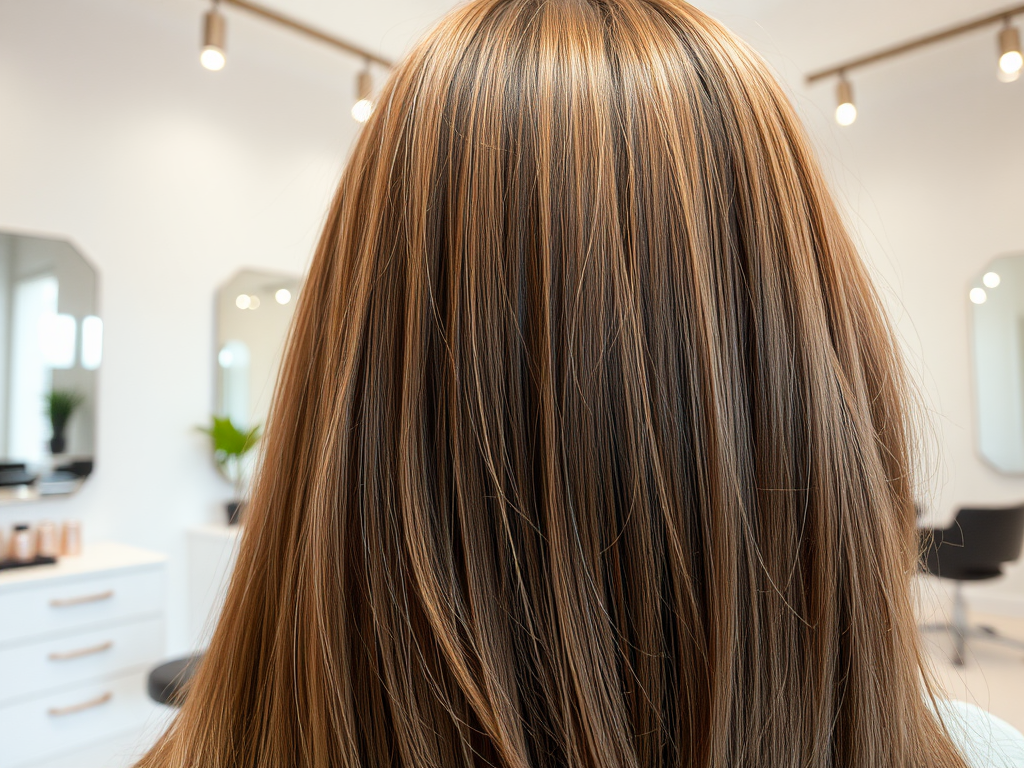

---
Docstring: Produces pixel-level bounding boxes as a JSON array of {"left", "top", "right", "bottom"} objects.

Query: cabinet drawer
[
  {"left": 0, "top": 617, "right": 165, "bottom": 705},
  {"left": 0, "top": 670, "right": 157, "bottom": 768},
  {"left": 0, "top": 568, "right": 164, "bottom": 646}
]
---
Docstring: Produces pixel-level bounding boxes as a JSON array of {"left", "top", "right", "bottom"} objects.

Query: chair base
[{"left": 920, "top": 581, "right": 1024, "bottom": 666}]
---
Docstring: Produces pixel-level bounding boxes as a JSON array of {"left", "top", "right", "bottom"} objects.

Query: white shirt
[{"left": 934, "top": 700, "right": 1024, "bottom": 768}]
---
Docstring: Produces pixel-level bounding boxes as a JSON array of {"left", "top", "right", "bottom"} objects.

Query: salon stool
[{"left": 147, "top": 654, "right": 203, "bottom": 706}]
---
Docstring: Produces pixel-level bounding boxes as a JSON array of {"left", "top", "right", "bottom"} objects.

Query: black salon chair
[
  {"left": 920, "top": 503, "right": 1024, "bottom": 665},
  {"left": 148, "top": 655, "right": 202, "bottom": 706}
]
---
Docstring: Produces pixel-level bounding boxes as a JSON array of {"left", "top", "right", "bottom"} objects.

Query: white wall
[{"left": 0, "top": 0, "right": 361, "bottom": 653}]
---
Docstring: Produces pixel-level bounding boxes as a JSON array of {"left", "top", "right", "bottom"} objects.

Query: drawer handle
[
  {"left": 48, "top": 640, "right": 113, "bottom": 661},
  {"left": 47, "top": 691, "right": 112, "bottom": 717},
  {"left": 49, "top": 590, "right": 114, "bottom": 608}
]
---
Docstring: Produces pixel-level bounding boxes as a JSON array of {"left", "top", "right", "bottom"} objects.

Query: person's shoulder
[{"left": 933, "top": 699, "right": 1024, "bottom": 768}]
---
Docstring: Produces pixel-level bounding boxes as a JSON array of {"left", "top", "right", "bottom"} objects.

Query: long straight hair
[{"left": 140, "top": 1, "right": 967, "bottom": 765}]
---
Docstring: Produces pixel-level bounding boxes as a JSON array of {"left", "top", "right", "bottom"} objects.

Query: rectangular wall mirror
[{"left": 971, "top": 252, "right": 1024, "bottom": 475}]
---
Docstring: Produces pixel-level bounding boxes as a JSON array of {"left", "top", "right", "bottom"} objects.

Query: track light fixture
[
  {"left": 351, "top": 66, "right": 374, "bottom": 123},
  {"left": 201, "top": 1, "right": 227, "bottom": 71},
  {"left": 809, "top": 5, "right": 1024, "bottom": 119},
  {"left": 998, "top": 17, "right": 1023, "bottom": 82},
  {"left": 191, "top": 0, "right": 397, "bottom": 116},
  {"left": 834, "top": 75, "right": 856, "bottom": 127}
]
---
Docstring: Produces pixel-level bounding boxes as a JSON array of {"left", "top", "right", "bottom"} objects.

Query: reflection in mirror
[
  {"left": 972, "top": 252, "right": 1024, "bottom": 474},
  {"left": 216, "top": 269, "right": 300, "bottom": 442},
  {"left": 0, "top": 232, "right": 99, "bottom": 502}
]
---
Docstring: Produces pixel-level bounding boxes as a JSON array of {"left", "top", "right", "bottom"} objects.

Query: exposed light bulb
[
  {"left": 352, "top": 98, "right": 374, "bottom": 122},
  {"left": 235, "top": 293, "right": 251, "bottom": 309},
  {"left": 999, "top": 21, "right": 1023, "bottom": 81},
  {"left": 248, "top": 295, "right": 261, "bottom": 310},
  {"left": 835, "top": 102, "right": 857, "bottom": 126},
  {"left": 353, "top": 66, "right": 374, "bottom": 123},
  {"left": 1000, "top": 50, "right": 1023, "bottom": 74},
  {"left": 201, "top": 46, "right": 226, "bottom": 71},
  {"left": 835, "top": 76, "right": 856, "bottom": 126},
  {"left": 983, "top": 272, "right": 1001, "bottom": 288},
  {"left": 201, "top": 5, "right": 226, "bottom": 71},
  {"left": 970, "top": 287, "right": 988, "bottom": 305},
  {"left": 275, "top": 288, "right": 292, "bottom": 305}
]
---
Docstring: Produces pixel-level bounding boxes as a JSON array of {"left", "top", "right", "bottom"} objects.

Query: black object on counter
[
  {"left": 0, "top": 555, "right": 58, "bottom": 571},
  {"left": 55, "top": 460, "right": 94, "bottom": 478},
  {"left": 0, "top": 463, "right": 37, "bottom": 487}
]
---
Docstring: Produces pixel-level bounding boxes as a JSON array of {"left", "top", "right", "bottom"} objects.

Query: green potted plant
[
  {"left": 198, "top": 416, "right": 261, "bottom": 524},
  {"left": 45, "top": 390, "right": 85, "bottom": 455}
]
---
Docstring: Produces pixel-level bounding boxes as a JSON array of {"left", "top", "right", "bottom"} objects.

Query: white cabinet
[
  {"left": 186, "top": 524, "right": 239, "bottom": 649},
  {"left": 0, "top": 542, "right": 168, "bottom": 768}
]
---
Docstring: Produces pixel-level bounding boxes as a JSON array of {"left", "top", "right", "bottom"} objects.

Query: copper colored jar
[
  {"left": 12, "top": 524, "right": 33, "bottom": 562},
  {"left": 61, "top": 520, "right": 82, "bottom": 556},
  {"left": 36, "top": 520, "right": 59, "bottom": 558}
]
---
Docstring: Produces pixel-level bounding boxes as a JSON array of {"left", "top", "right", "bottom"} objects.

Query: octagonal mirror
[
  {"left": 216, "top": 269, "right": 301, "bottom": 434},
  {"left": 0, "top": 232, "right": 99, "bottom": 502}
]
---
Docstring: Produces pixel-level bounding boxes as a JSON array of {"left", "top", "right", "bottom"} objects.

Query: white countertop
[
  {"left": 186, "top": 523, "right": 241, "bottom": 541},
  {"left": 0, "top": 541, "right": 167, "bottom": 591}
]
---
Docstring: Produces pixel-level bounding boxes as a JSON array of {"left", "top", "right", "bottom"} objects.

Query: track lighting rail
[
  {"left": 219, "top": 0, "right": 394, "bottom": 69},
  {"left": 806, "top": 3, "right": 1024, "bottom": 83}
]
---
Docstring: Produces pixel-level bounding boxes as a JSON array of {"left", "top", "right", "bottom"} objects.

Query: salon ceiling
[{"left": 250, "top": 0, "right": 1017, "bottom": 76}]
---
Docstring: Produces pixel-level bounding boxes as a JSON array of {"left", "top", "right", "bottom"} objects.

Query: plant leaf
[{"left": 197, "top": 416, "right": 261, "bottom": 458}]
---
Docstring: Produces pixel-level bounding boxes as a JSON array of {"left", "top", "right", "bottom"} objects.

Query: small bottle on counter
[
  {"left": 36, "top": 520, "right": 59, "bottom": 559},
  {"left": 12, "top": 524, "right": 34, "bottom": 562},
  {"left": 61, "top": 520, "right": 82, "bottom": 556}
]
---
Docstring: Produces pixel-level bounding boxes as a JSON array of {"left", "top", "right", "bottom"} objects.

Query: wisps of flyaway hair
[{"left": 139, "top": 0, "right": 966, "bottom": 766}]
